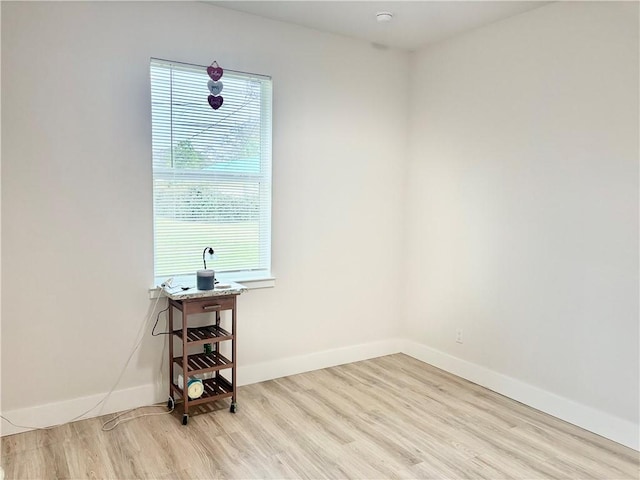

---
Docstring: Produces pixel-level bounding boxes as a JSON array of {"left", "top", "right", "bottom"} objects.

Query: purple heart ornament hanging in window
[
  {"left": 207, "top": 62, "right": 224, "bottom": 81},
  {"left": 208, "top": 95, "right": 224, "bottom": 110}
]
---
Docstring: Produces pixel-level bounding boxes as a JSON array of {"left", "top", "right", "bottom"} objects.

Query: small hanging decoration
[
  {"left": 206, "top": 61, "right": 224, "bottom": 110},
  {"left": 208, "top": 80, "right": 223, "bottom": 96}
]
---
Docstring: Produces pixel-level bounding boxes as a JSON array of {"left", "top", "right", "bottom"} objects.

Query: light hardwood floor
[{"left": 2, "top": 354, "right": 638, "bottom": 479}]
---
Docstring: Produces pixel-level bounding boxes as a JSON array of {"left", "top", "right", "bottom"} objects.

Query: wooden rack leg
[
  {"left": 182, "top": 309, "right": 189, "bottom": 424},
  {"left": 215, "top": 310, "right": 221, "bottom": 384},
  {"left": 230, "top": 303, "right": 237, "bottom": 413},
  {"left": 168, "top": 303, "right": 174, "bottom": 407}
]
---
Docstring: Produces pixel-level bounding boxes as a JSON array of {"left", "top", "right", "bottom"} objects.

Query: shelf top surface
[{"left": 162, "top": 281, "right": 247, "bottom": 300}]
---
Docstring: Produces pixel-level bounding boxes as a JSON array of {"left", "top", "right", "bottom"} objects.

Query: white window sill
[{"left": 148, "top": 274, "right": 275, "bottom": 299}]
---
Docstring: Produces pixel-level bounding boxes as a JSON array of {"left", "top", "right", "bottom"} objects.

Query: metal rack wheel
[
  {"left": 167, "top": 396, "right": 175, "bottom": 410},
  {"left": 230, "top": 402, "right": 238, "bottom": 414},
  {"left": 182, "top": 414, "right": 189, "bottom": 425}
]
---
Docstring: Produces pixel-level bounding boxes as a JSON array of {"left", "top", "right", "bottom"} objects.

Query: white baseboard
[
  {"left": 0, "top": 383, "right": 164, "bottom": 437},
  {"left": 1, "top": 338, "right": 403, "bottom": 437},
  {"left": 402, "top": 340, "right": 640, "bottom": 451},
  {"left": 237, "top": 338, "right": 404, "bottom": 386},
  {"left": 3, "top": 338, "right": 637, "bottom": 452}
]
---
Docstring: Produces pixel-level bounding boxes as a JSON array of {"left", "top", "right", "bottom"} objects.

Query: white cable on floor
[{"left": 101, "top": 404, "right": 174, "bottom": 431}]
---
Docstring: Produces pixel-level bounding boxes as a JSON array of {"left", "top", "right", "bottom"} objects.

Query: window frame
[{"left": 150, "top": 58, "right": 273, "bottom": 286}]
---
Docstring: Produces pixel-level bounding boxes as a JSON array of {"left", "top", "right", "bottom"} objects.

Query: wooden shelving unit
[{"left": 165, "top": 286, "right": 244, "bottom": 425}]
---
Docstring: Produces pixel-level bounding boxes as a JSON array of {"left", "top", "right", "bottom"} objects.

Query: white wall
[
  {"left": 406, "top": 0, "right": 638, "bottom": 433},
  {"left": 1, "top": 1, "right": 409, "bottom": 418}
]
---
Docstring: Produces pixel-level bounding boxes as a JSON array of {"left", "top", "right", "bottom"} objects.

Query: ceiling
[{"left": 209, "top": 1, "right": 551, "bottom": 51}]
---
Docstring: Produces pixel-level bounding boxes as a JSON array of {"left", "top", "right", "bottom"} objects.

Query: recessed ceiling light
[{"left": 376, "top": 12, "right": 393, "bottom": 23}]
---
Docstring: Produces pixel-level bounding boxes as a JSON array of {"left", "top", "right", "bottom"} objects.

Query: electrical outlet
[{"left": 456, "top": 328, "right": 463, "bottom": 344}]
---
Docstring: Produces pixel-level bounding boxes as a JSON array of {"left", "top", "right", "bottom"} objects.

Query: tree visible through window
[{"left": 150, "top": 59, "right": 272, "bottom": 280}]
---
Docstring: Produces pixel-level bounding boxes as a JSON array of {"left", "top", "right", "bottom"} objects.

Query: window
[{"left": 150, "top": 59, "right": 272, "bottom": 283}]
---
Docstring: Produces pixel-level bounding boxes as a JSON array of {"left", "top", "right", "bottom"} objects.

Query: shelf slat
[
  {"left": 173, "top": 325, "right": 233, "bottom": 345},
  {"left": 171, "top": 376, "right": 233, "bottom": 406},
  {"left": 174, "top": 352, "right": 233, "bottom": 375}
]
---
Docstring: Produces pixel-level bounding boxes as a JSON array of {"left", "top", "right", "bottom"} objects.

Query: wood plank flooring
[{"left": 2, "top": 354, "right": 638, "bottom": 479}]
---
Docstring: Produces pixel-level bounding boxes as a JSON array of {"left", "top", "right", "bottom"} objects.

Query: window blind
[{"left": 150, "top": 59, "right": 272, "bottom": 280}]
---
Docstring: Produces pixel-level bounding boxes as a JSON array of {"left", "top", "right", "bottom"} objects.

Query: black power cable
[{"left": 151, "top": 305, "right": 171, "bottom": 336}]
